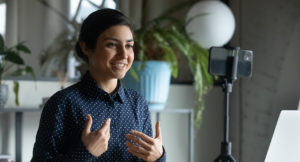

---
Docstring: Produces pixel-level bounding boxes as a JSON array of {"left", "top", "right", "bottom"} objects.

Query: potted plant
[
  {"left": 0, "top": 34, "right": 35, "bottom": 107},
  {"left": 123, "top": 1, "right": 214, "bottom": 127}
]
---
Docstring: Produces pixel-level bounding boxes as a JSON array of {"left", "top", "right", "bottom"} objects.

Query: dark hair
[{"left": 75, "top": 8, "right": 132, "bottom": 62}]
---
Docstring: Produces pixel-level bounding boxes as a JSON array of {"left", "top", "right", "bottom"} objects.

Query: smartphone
[{"left": 209, "top": 47, "right": 253, "bottom": 78}]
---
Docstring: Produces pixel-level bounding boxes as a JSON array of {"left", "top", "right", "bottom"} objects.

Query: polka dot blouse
[{"left": 31, "top": 72, "right": 166, "bottom": 162}]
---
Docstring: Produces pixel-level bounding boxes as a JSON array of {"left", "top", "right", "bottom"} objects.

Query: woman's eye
[
  {"left": 107, "top": 43, "right": 117, "bottom": 48},
  {"left": 126, "top": 44, "right": 134, "bottom": 49}
]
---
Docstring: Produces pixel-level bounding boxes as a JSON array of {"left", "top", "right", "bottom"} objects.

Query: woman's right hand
[{"left": 81, "top": 114, "right": 111, "bottom": 157}]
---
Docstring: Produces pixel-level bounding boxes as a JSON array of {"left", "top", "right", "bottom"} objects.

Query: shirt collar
[
  {"left": 111, "top": 83, "right": 126, "bottom": 103},
  {"left": 79, "top": 71, "right": 125, "bottom": 103}
]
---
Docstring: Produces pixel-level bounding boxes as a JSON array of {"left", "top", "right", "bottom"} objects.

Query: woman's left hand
[{"left": 125, "top": 122, "right": 163, "bottom": 162}]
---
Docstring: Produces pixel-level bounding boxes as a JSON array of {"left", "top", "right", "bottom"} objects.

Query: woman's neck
[{"left": 89, "top": 70, "right": 118, "bottom": 95}]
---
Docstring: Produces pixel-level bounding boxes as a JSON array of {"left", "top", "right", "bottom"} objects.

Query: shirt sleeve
[
  {"left": 141, "top": 102, "right": 167, "bottom": 162},
  {"left": 31, "top": 92, "right": 96, "bottom": 162}
]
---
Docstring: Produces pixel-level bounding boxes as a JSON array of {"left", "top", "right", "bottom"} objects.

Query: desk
[
  {"left": 0, "top": 108, "right": 194, "bottom": 162},
  {"left": 151, "top": 109, "right": 194, "bottom": 162},
  {"left": 0, "top": 108, "right": 42, "bottom": 162}
]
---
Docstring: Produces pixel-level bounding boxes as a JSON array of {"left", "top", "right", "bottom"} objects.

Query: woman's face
[{"left": 83, "top": 25, "right": 134, "bottom": 80}]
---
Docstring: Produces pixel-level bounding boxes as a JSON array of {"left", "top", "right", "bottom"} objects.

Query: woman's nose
[{"left": 118, "top": 46, "right": 128, "bottom": 59}]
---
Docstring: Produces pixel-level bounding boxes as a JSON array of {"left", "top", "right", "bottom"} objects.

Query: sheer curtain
[{"left": 5, "top": 0, "right": 69, "bottom": 76}]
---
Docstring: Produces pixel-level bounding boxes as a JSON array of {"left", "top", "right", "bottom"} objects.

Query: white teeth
[
  {"left": 116, "top": 64, "right": 124, "bottom": 67},
  {"left": 114, "top": 63, "right": 125, "bottom": 69}
]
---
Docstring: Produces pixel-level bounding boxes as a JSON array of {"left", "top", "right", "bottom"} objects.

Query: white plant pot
[{"left": 0, "top": 84, "right": 8, "bottom": 109}]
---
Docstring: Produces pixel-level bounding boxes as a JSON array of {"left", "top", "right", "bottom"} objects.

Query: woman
[{"left": 32, "top": 9, "right": 166, "bottom": 162}]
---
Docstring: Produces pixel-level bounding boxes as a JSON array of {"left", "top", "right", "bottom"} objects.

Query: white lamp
[{"left": 185, "top": 0, "right": 235, "bottom": 48}]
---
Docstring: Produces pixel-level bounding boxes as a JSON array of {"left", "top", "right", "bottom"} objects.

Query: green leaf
[
  {"left": 25, "top": 66, "right": 36, "bottom": 80},
  {"left": 129, "top": 68, "right": 139, "bottom": 82},
  {"left": 16, "top": 44, "right": 31, "bottom": 54},
  {"left": 152, "top": 30, "right": 178, "bottom": 78},
  {"left": 194, "top": 102, "right": 204, "bottom": 128},
  {"left": 0, "top": 34, "right": 4, "bottom": 51},
  {"left": 13, "top": 81, "right": 20, "bottom": 106},
  {"left": 11, "top": 66, "right": 36, "bottom": 79},
  {"left": 5, "top": 51, "right": 25, "bottom": 65},
  {"left": 0, "top": 52, "right": 7, "bottom": 56},
  {"left": 135, "top": 32, "right": 147, "bottom": 61},
  {"left": 185, "top": 13, "right": 210, "bottom": 26}
]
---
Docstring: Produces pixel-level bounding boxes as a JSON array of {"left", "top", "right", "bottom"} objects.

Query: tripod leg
[
  {"left": 228, "top": 155, "right": 236, "bottom": 162},
  {"left": 213, "top": 154, "right": 236, "bottom": 162},
  {"left": 214, "top": 155, "right": 222, "bottom": 162}
]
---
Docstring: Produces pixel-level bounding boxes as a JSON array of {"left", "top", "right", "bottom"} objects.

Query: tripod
[
  {"left": 213, "top": 78, "right": 236, "bottom": 162},
  {"left": 214, "top": 48, "right": 240, "bottom": 162}
]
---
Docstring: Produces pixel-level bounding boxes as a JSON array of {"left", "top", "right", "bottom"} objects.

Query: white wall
[{"left": 0, "top": 81, "right": 224, "bottom": 162}]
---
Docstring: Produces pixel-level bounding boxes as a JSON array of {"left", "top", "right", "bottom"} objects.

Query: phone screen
[{"left": 209, "top": 47, "right": 253, "bottom": 77}]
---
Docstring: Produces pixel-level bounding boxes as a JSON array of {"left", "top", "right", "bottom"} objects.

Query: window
[
  {"left": 0, "top": 3, "right": 6, "bottom": 36},
  {"left": 70, "top": 0, "right": 116, "bottom": 23}
]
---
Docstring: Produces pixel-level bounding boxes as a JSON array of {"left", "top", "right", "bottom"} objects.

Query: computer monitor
[{"left": 265, "top": 110, "right": 300, "bottom": 162}]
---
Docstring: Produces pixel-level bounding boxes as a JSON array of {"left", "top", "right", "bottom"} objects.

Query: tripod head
[{"left": 209, "top": 46, "right": 253, "bottom": 81}]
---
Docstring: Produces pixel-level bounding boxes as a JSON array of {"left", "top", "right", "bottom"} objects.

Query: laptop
[{"left": 265, "top": 110, "right": 300, "bottom": 162}]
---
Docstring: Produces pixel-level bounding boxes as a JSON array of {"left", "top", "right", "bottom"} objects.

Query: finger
[
  {"left": 155, "top": 121, "right": 161, "bottom": 139},
  {"left": 127, "top": 147, "right": 147, "bottom": 160},
  {"left": 125, "top": 141, "right": 148, "bottom": 155},
  {"left": 125, "top": 134, "right": 151, "bottom": 150},
  {"left": 105, "top": 120, "right": 111, "bottom": 135},
  {"left": 99, "top": 118, "right": 111, "bottom": 132},
  {"left": 129, "top": 130, "right": 154, "bottom": 145},
  {"left": 83, "top": 114, "right": 92, "bottom": 135}
]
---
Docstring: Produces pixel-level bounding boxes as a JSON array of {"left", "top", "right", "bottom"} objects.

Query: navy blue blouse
[{"left": 32, "top": 72, "right": 166, "bottom": 162}]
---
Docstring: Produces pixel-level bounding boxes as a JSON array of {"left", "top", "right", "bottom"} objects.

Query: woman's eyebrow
[{"left": 104, "top": 37, "right": 134, "bottom": 43}]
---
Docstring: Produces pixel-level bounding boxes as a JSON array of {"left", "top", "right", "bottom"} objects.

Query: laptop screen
[{"left": 265, "top": 110, "right": 300, "bottom": 162}]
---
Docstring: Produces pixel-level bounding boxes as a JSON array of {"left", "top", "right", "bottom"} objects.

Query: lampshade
[{"left": 185, "top": 0, "right": 235, "bottom": 48}]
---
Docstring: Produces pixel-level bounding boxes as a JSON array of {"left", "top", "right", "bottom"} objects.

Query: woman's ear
[{"left": 79, "top": 42, "right": 92, "bottom": 57}]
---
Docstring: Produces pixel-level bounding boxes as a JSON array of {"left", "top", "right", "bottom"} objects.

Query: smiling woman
[
  {"left": 31, "top": 9, "right": 166, "bottom": 162},
  {"left": 79, "top": 25, "right": 134, "bottom": 88}
]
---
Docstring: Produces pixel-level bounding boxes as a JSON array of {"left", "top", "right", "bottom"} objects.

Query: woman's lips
[{"left": 111, "top": 63, "right": 127, "bottom": 70}]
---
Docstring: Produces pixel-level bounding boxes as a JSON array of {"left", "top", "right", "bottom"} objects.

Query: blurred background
[{"left": 0, "top": 0, "right": 300, "bottom": 161}]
